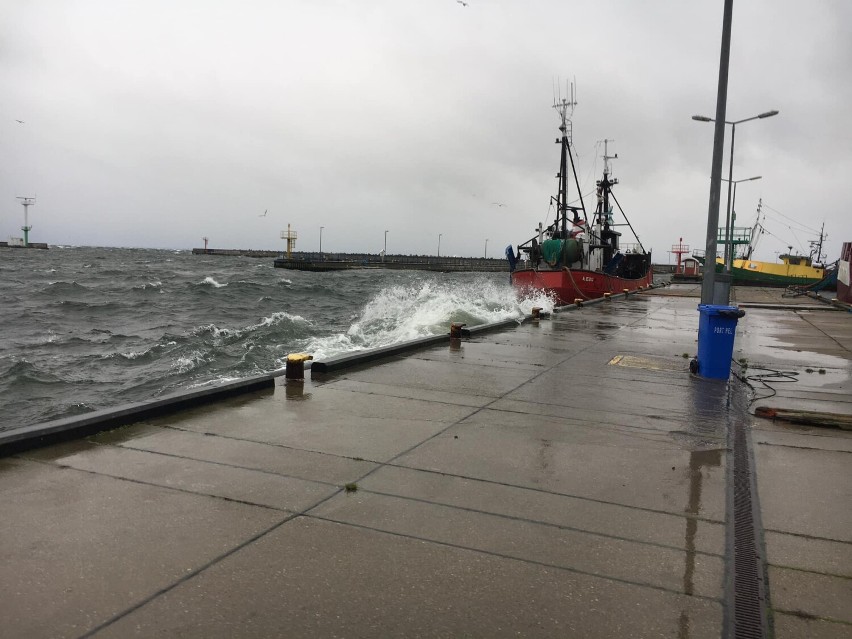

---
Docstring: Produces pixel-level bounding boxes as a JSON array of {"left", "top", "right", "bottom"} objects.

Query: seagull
[
  {"left": 259, "top": 209, "right": 268, "bottom": 217},
  {"left": 15, "top": 120, "right": 24, "bottom": 124},
  {"left": 457, "top": 0, "right": 468, "bottom": 5},
  {"left": 491, "top": 202, "right": 506, "bottom": 207}
]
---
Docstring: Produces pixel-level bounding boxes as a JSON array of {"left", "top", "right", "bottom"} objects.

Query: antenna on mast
[
  {"left": 601, "top": 138, "right": 618, "bottom": 178},
  {"left": 552, "top": 78, "right": 578, "bottom": 145}
]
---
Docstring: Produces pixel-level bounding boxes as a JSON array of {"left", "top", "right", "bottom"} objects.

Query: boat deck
[{"left": 1, "top": 286, "right": 850, "bottom": 637}]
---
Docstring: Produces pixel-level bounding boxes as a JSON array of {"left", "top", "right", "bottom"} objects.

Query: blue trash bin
[{"left": 695, "top": 304, "right": 746, "bottom": 379}]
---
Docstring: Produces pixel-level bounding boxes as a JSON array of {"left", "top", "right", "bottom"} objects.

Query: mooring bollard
[
  {"left": 450, "top": 322, "right": 467, "bottom": 338},
  {"left": 531, "top": 307, "right": 542, "bottom": 319},
  {"left": 286, "top": 353, "right": 313, "bottom": 380},
  {"left": 574, "top": 298, "right": 583, "bottom": 307},
  {"left": 604, "top": 292, "right": 611, "bottom": 300}
]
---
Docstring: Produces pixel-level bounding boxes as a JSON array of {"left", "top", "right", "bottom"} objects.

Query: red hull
[{"left": 511, "top": 267, "right": 653, "bottom": 304}]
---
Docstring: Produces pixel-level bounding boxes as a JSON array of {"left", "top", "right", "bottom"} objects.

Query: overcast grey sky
[{"left": 2, "top": 0, "right": 850, "bottom": 262}]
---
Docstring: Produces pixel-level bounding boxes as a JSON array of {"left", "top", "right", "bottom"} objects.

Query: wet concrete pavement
[{"left": 1, "top": 286, "right": 849, "bottom": 638}]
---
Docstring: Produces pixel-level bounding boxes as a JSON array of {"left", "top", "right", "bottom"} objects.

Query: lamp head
[
  {"left": 691, "top": 115, "right": 713, "bottom": 122},
  {"left": 758, "top": 110, "right": 779, "bottom": 119}
]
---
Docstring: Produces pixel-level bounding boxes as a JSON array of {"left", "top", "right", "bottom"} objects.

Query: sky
[{"left": 2, "top": 0, "right": 850, "bottom": 263}]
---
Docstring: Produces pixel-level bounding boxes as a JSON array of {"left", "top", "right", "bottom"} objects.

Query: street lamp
[
  {"left": 721, "top": 176, "right": 761, "bottom": 267},
  {"left": 319, "top": 226, "right": 324, "bottom": 258},
  {"left": 384, "top": 230, "right": 388, "bottom": 262},
  {"left": 438, "top": 233, "right": 442, "bottom": 257},
  {"left": 692, "top": 110, "right": 778, "bottom": 273},
  {"left": 485, "top": 238, "right": 489, "bottom": 259}
]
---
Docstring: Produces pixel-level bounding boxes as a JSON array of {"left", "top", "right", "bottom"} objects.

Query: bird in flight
[
  {"left": 259, "top": 209, "right": 268, "bottom": 217},
  {"left": 15, "top": 120, "right": 24, "bottom": 124},
  {"left": 457, "top": 0, "right": 468, "bottom": 6},
  {"left": 491, "top": 202, "right": 506, "bottom": 207}
]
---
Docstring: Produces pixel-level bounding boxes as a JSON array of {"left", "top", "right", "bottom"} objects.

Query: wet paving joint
[{"left": 725, "top": 378, "right": 772, "bottom": 639}]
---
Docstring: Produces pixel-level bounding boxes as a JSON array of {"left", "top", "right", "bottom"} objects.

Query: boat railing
[{"left": 620, "top": 242, "right": 643, "bottom": 254}]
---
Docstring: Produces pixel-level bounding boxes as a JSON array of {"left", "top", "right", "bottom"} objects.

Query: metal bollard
[
  {"left": 286, "top": 353, "right": 313, "bottom": 380},
  {"left": 450, "top": 322, "right": 467, "bottom": 338},
  {"left": 531, "top": 307, "right": 542, "bottom": 319}
]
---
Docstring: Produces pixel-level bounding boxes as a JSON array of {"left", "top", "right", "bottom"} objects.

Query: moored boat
[
  {"left": 507, "top": 95, "right": 652, "bottom": 303},
  {"left": 700, "top": 206, "right": 831, "bottom": 288}
]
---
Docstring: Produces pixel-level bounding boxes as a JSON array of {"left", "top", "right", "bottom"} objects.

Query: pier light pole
[
  {"left": 438, "top": 233, "right": 442, "bottom": 257},
  {"left": 319, "top": 226, "right": 324, "bottom": 259},
  {"left": 692, "top": 109, "right": 778, "bottom": 291},
  {"left": 384, "top": 230, "right": 388, "bottom": 263},
  {"left": 485, "top": 238, "right": 489, "bottom": 259},
  {"left": 721, "top": 175, "right": 761, "bottom": 270}
]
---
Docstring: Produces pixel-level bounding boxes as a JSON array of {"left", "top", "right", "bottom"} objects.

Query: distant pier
[
  {"left": 196, "top": 247, "right": 680, "bottom": 275},
  {"left": 192, "top": 248, "right": 280, "bottom": 258},
  {"left": 0, "top": 241, "right": 49, "bottom": 250},
  {"left": 274, "top": 252, "right": 508, "bottom": 273}
]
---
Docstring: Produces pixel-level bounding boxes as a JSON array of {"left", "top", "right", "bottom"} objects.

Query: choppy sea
[{"left": 0, "top": 246, "right": 554, "bottom": 432}]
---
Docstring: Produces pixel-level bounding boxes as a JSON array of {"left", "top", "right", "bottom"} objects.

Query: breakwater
[
  {"left": 274, "top": 252, "right": 508, "bottom": 272},
  {"left": 192, "top": 248, "right": 279, "bottom": 257}
]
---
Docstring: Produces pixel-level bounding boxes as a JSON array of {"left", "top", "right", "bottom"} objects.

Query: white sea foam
[
  {"left": 303, "top": 276, "right": 550, "bottom": 360},
  {"left": 173, "top": 351, "right": 207, "bottom": 374},
  {"left": 118, "top": 349, "right": 149, "bottom": 360},
  {"left": 201, "top": 276, "right": 227, "bottom": 288},
  {"left": 190, "top": 312, "right": 308, "bottom": 343},
  {"left": 186, "top": 376, "right": 240, "bottom": 389}
]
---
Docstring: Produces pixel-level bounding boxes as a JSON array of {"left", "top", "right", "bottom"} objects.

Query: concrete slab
[
  {"left": 0, "top": 457, "right": 285, "bottom": 639},
  {"left": 106, "top": 426, "right": 379, "bottom": 485},
  {"left": 152, "top": 382, "right": 476, "bottom": 462},
  {"left": 336, "top": 354, "right": 541, "bottom": 399},
  {"left": 774, "top": 612, "right": 852, "bottom": 639},
  {"left": 768, "top": 566, "right": 852, "bottom": 624},
  {"left": 91, "top": 518, "right": 724, "bottom": 639},
  {"left": 392, "top": 408, "right": 727, "bottom": 521},
  {"left": 764, "top": 530, "right": 852, "bottom": 577},
  {"left": 355, "top": 464, "right": 726, "bottom": 556},
  {"left": 325, "top": 377, "right": 494, "bottom": 409},
  {"left": 753, "top": 441, "right": 852, "bottom": 542},
  {"left": 752, "top": 426, "right": 852, "bottom": 454},
  {"left": 23, "top": 440, "right": 336, "bottom": 512},
  {"left": 311, "top": 491, "right": 724, "bottom": 598}
]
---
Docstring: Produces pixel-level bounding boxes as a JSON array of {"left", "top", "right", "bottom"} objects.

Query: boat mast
[
  {"left": 553, "top": 82, "right": 581, "bottom": 235},
  {"left": 745, "top": 198, "right": 762, "bottom": 260},
  {"left": 596, "top": 139, "right": 618, "bottom": 227},
  {"left": 809, "top": 221, "right": 826, "bottom": 264}
]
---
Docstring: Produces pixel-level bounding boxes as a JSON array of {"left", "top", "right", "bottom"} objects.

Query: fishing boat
[
  {"left": 704, "top": 203, "right": 829, "bottom": 287},
  {"left": 507, "top": 95, "right": 652, "bottom": 303}
]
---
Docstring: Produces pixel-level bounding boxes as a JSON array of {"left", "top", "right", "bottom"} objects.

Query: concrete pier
[{"left": 1, "top": 285, "right": 849, "bottom": 638}]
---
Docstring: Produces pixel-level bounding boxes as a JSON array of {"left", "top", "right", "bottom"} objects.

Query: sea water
[{"left": 0, "top": 247, "right": 554, "bottom": 432}]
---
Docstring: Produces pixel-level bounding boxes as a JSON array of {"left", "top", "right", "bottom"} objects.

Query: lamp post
[
  {"left": 383, "top": 230, "right": 388, "bottom": 263},
  {"left": 692, "top": 110, "right": 778, "bottom": 282},
  {"left": 720, "top": 176, "right": 761, "bottom": 269},
  {"left": 438, "top": 233, "right": 442, "bottom": 257},
  {"left": 319, "top": 226, "right": 324, "bottom": 259},
  {"left": 485, "top": 238, "right": 489, "bottom": 259}
]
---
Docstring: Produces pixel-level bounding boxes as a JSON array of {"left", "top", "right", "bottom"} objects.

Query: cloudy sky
[{"left": 2, "top": 0, "right": 850, "bottom": 262}]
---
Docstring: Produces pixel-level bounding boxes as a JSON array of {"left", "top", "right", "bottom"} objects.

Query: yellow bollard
[{"left": 286, "top": 353, "right": 313, "bottom": 380}]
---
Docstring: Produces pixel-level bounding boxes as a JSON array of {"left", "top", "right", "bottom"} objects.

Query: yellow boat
[{"left": 716, "top": 254, "right": 825, "bottom": 287}]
